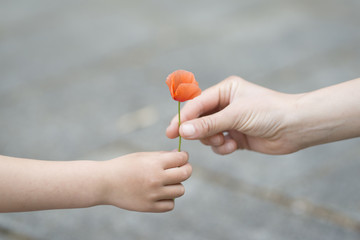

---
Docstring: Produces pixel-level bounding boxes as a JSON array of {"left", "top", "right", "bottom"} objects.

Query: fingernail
[{"left": 181, "top": 124, "right": 195, "bottom": 137}]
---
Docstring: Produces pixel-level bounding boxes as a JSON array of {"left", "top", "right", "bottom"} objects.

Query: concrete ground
[{"left": 1, "top": 0, "right": 360, "bottom": 239}]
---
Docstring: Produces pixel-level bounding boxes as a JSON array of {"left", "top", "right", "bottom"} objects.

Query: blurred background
[{"left": 1, "top": 0, "right": 360, "bottom": 239}]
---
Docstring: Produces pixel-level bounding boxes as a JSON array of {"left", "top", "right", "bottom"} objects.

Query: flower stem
[{"left": 178, "top": 101, "right": 182, "bottom": 152}]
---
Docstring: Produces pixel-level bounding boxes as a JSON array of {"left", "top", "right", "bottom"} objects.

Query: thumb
[{"left": 179, "top": 107, "right": 235, "bottom": 139}]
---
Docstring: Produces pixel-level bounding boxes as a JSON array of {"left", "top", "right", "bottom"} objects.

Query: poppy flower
[
  {"left": 166, "top": 70, "right": 201, "bottom": 102},
  {"left": 166, "top": 70, "right": 201, "bottom": 151}
]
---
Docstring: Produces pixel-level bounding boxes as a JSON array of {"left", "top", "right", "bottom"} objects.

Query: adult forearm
[{"left": 291, "top": 78, "right": 360, "bottom": 149}]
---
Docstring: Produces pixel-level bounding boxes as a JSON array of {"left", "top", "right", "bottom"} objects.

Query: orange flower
[
  {"left": 166, "top": 70, "right": 201, "bottom": 151},
  {"left": 166, "top": 70, "right": 201, "bottom": 102}
]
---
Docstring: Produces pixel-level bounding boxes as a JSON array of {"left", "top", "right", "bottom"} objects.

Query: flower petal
[
  {"left": 166, "top": 70, "right": 201, "bottom": 101},
  {"left": 166, "top": 70, "right": 196, "bottom": 94},
  {"left": 173, "top": 83, "right": 202, "bottom": 102},
  {"left": 166, "top": 74, "right": 176, "bottom": 98},
  {"left": 174, "top": 70, "right": 196, "bottom": 85}
]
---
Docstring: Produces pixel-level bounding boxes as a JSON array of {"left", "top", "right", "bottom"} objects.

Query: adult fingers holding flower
[
  {"left": 166, "top": 76, "right": 304, "bottom": 155},
  {"left": 167, "top": 76, "right": 360, "bottom": 155}
]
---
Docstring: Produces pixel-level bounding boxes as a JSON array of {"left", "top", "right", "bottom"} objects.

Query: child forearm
[{"left": 0, "top": 155, "right": 103, "bottom": 212}]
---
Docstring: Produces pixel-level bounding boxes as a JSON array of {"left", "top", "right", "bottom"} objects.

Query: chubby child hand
[{"left": 99, "top": 151, "right": 191, "bottom": 212}]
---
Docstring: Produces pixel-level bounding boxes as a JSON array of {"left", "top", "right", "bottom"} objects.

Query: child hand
[{"left": 99, "top": 151, "right": 191, "bottom": 212}]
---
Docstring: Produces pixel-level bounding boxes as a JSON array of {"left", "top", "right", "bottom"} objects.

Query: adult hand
[
  {"left": 167, "top": 76, "right": 360, "bottom": 155},
  {"left": 166, "top": 76, "right": 302, "bottom": 155}
]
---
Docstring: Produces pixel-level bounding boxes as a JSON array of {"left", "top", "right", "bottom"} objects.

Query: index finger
[{"left": 166, "top": 84, "right": 222, "bottom": 139}]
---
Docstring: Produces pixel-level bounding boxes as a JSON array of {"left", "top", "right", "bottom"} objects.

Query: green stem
[{"left": 178, "top": 101, "right": 181, "bottom": 152}]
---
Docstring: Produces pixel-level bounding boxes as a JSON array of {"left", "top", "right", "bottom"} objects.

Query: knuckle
[
  {"left": 147, "top": 177, "right": 161, "bottom": 188},
  {"left": 199, "top": 117, "right": 216, "bottom": 136},
  {"left": 148, "top": 192, "right": 160, "bottom": 201},
  {"left": 224, "top": 75, "right": 244, "bottom": 83},
  {"left": 210, "top": 134, "right": 224, "bottom": 146},
  {"left": 200, "top": 138, "right": 211, "bottom": 146}
]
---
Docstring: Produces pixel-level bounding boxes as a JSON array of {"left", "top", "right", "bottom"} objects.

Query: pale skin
[
  {"left": 0, "top": 151, "right": 192, "bottom": 213},
  {"left": 166, "top": 76, "right": 360, "bottom": 155}
]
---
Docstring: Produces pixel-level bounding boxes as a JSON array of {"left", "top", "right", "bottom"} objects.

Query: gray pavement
[{"left": 1, "top": 0, "right": 360, "bottom": 239}]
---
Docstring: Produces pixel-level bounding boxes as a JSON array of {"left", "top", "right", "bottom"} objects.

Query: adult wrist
[{"left": 289, "top": 90, "right": 347, "bottom": 150}]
